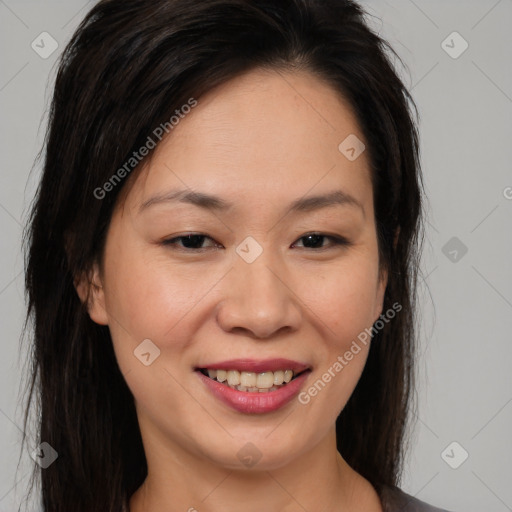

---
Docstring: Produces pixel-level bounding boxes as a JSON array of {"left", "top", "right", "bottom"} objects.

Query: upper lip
[{"left": 197, "top": 358, "right": 311, "bottom": 374}]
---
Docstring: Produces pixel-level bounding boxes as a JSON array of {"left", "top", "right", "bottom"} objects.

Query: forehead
[{"left": 120, "top": 67, "right": 372, "bottom": 216}]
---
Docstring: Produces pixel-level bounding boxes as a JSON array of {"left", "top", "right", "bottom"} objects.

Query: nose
[{"left": 216, "top": 251, "right": 302, "bottom": 339}]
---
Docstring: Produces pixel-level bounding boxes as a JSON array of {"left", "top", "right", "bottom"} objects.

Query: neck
[{"left": 129, "top": 424, "right": 382, "bottom": 512}]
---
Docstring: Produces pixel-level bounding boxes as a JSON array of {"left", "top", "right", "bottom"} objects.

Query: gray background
[{"left": 1, "top": 0, "right": 511, "bottom": 511}]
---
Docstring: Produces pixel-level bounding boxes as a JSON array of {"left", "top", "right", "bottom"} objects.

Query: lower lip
[{"left": 196, "top": 370, "right": 311, "bottom": 414}]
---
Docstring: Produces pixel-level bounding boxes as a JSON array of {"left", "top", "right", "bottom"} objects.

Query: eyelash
[{"left": 160, "top": 232, "right": 351, "bottom": 252}]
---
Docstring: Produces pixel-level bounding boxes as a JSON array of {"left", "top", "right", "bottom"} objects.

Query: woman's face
[{"left": 84, "top": 68, "right": 387, "bottom": 470}]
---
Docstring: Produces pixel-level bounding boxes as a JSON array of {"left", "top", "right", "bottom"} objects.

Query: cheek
[
  {"left": 102, "top": 251, "right": 211, "bottom": 418},
  {"left": 104, "top": 247, "right": 212, "bottom": 342},
  {"left": 293, "top": 259, "right": 378, "bottom": 415},
  {"left": 298, "top": 259, "right": 380, "bottom": 346}
]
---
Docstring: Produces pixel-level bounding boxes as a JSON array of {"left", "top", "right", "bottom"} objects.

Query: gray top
[{"left": 378, "top": 484, "right": 453, "bottom": 512}]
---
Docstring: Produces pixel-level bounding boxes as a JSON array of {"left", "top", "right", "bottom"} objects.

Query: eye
[
  {"left": 161, "top": 233, "right": 221, "bottom": 251},
  {"left": 292, "top": 233, "right": 350, "bottom": 250},
  {"left": 160, "top": 232, "right": 351, "bottom": 252}
]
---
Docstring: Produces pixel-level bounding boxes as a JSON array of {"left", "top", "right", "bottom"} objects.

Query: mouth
[
  {"left": 196, "top": 367, "right": 310, "bottom": 393},
  {"left": 194, "top": 358, "right": 312, "bottom": 413}
]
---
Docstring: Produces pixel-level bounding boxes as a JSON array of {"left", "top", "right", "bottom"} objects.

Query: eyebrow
[{"left": 139, "top": 188, "right": 365, "bottom": 217}]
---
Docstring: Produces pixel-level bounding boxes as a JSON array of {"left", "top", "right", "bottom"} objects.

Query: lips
[
  {"left": 197, "top": 358, "right": 310, "bottom": 374},
  {"left": 195, "top": 358, "right": 312, "bottom": 414}
]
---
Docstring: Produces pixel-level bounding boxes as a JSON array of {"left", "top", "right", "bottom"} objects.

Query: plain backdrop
[{"left": 0, "top": 1, "right": 511, "bottom": 511}]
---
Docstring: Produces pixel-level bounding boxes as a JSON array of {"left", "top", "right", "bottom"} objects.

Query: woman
[{"left": 22, "top": 0, "right": 453, "bottom": 511}]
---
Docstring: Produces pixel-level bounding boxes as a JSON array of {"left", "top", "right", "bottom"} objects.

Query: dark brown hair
[{"left": 22, "top": 0, "right": 424, "bottom": 510}]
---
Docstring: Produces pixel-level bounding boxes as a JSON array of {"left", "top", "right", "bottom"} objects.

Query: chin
[{"left": 199, "top": 434, "right": 310, "bottom": 472}]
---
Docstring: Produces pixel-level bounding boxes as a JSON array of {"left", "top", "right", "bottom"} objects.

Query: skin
[{"left": 77, "top": 68, "right": 387, "bottom": 512}]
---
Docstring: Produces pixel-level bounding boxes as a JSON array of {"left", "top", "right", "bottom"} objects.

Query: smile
[
  {"left": 199, "top": 368, "right": 305, "bottom": 392},
  {"left": 195, "top": 358, "right": 312, "bottom": 414}
]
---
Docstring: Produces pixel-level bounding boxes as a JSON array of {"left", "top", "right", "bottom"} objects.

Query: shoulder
[{"left": 376, "top": 483, "right": 454, "bottom": 512}]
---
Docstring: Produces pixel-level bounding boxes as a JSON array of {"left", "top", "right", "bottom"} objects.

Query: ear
[
  {"left": 74, "top": 262, "right": 109, "bottom": 326},
  {"left": 373, "top": 226, "right": 399, "bottom": 323},
  {"left": 373, "top": 266, "right": 388, "bottom": 324}
]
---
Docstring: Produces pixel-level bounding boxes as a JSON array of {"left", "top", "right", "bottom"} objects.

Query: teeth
[
  {"left": 256, "top": 372, "right": 274, "bottom": 389},
  {"left": 203, "top": 369, "right": 299, "bottom": 392},
  {"left": 240, "top": 372, "right": 256, "bottom": 387},
  {"left": 227, "top": 370, "right": 241, "bottom": 386},
  {"left": 273, "top": 370, "right": 284, "bottom": 385}
]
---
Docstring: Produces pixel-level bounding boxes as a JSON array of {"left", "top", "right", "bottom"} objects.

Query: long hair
[{"left": 21, "top": 0, "right": 425, "bottom": 510}]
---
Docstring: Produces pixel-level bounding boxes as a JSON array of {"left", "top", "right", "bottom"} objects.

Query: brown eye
[
  {"left": 161, "top": 234, "right": 221, "bottom": 251},
  {"left": 292, "top": 233, "right": 350, "bottom": 250}
]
